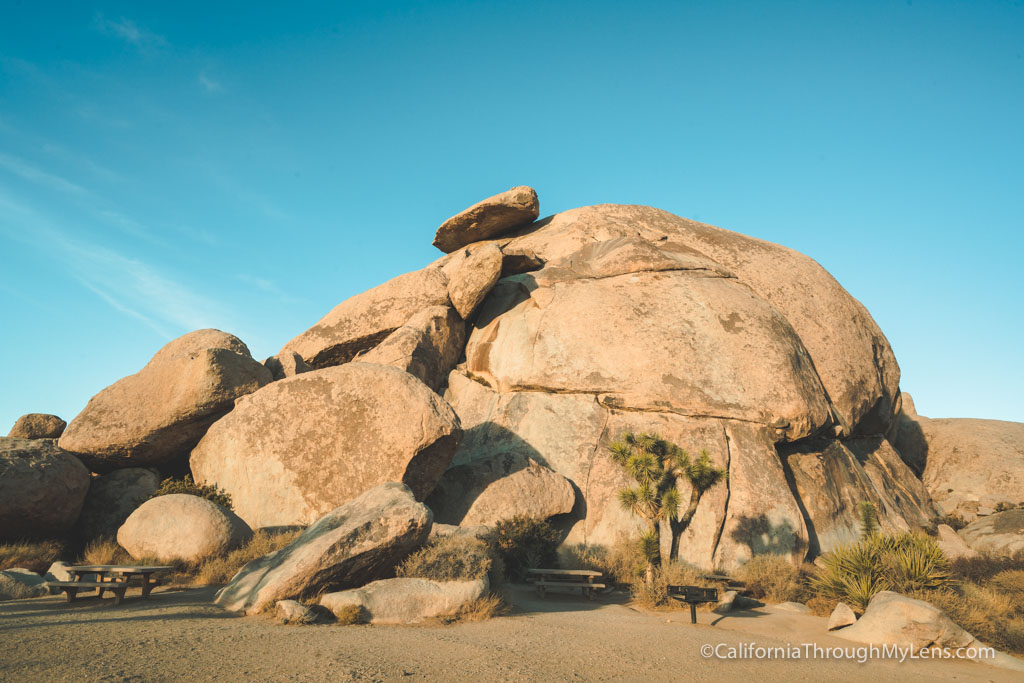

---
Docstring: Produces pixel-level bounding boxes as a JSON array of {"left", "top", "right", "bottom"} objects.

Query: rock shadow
[{"left": 728, "top": 514, "right": 802, "bottom": 558}]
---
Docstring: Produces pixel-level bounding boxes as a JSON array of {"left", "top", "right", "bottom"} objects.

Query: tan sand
[{"left": 1, "top": 585, "right": 1018, "bottom": 682}]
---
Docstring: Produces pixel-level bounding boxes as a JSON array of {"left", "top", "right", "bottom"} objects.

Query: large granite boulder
[
  {"left": 320, "top": 577, "right": 487, "bottom": 624},
  {"left": 0, "top": 437, "right": 90, "bottom": 541},
  {"left": 117, "top": 494, "right": 252, "bottom": 563},
  {"left": 191, "top": 363, "right": 461, "bottom": 529},
  {"left": 958, "top": 510, "right": 1024, "bottom": 556},
  {"left": 355, "top": 306, "right": 465, "bottom": 392},
  {"left": 426, "top": 453, "right": 576, "bottom": 527},
  {"left": 7, "top": 414, "right": 66, "bottom": 439},
  {"left": 75, "top": 467, "right": 161, "bottom": 542},
  {"left": 280, "top": 267, "right": 451, "bottom": 369},
  {"left": 782, "top": 436, "right": 936, "bottom": 555},
  {"left": 215, "top": 483, "right": 432, "bottom": 615},
  {"left": 835, "top": 591, "right": 1024, "bottom": 672},
  {"left": 430, "top": 205, "right": 908, "bottom": 569},
  {"left": 59, "top": 330, "right": 272, "bottom": 472},
  {"left": 893, "top": 400, "right": 1024, "bottom": 521},
  {"left": 432, "top": 186, "right": 539, "bottom": 253}
]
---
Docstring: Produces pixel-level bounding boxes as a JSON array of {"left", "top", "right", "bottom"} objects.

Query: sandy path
[{"left": 1, "top": 585, "right": 1016, "bottom": 682}]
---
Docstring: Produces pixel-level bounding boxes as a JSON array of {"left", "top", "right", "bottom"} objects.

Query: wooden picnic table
[
  {"left": 527, "top": 568, "right": 606, "bottom": 599},
  {"left": 46, "top": 565, "right": 175, "bottom": 604}
]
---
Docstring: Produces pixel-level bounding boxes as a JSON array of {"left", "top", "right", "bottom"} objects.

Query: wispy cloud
[
  {"left": 237, "top": 274, "right": 302, "bottom": 305},
  {"left": 0, "top": 191, "right": 233, "bottom": 338},
  {"left": 198, "top": 72, "right": 223, "bottom": 93},
  {"left": 0, "top": 152, "right": 91, "bottom": 197},
  {"left": 94, "top": 14, "right": 167, "bottom": 50},
  {"left": 41, "top": 142, "right": 124, "bottom": 184}
]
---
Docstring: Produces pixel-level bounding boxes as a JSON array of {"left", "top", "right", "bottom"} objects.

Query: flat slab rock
[
  {"left": 320, "top": 577, "right": 488, "bottom": 624},
  {"left": 432, "top": 186, "right": 539, "bottom": 253}
]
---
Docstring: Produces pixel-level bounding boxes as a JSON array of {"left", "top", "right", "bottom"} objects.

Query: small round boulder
[
  {"left": 7, "top": 413, "right": 67, "bottom": 439},
  {"left": 117, "top": 494, "right": 253, "bottom": 563}
]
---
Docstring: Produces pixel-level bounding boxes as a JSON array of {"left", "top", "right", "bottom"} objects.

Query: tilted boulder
[
  {"left": 321, "top": 577, "right": 487, "bottom": 624},
  {"left": 835, "top": 591, "right": 1024, "bottom": 672},
  {"left": 7, "top": 414, "right": 66, "bottom": 439},
  {"left": 117, "top": 494, "right": 252, "bottom": 563},
  {"left": 59, "top": 330, "right": 272, "bottom": 472},
  {"left": 827, "top": 602, "right": 857, "bottom": 631},
  {"left": 892, "top": 399, "right": 1024, "bottom": 522},
  {"left": 446, "top": 243, "right": 504, "bottom": 319},
  {"left": 215, "top": 483, "right": 432, "bottom": 615},
  {"left": 426, "top": 452, "right": 576, "bottom": 527},
  {"left": 280, "top": 267, "right": 450, "bottom": 369},
  {"left": 75, "top": 467, "right": 161, "bottom": 543},
  {"left": 263, "top": 351, "right": 311, "bottom": 381},
  {"left": 356, "top": 306, "right": 465, "bottom": 392},
  {"left": 191, "top": 363, "right": 462, "bottom": 529},
  {"left": 958, "top": 509, "right": 1024, "bottom": 557},
  {"left": 432, "top": 186, "right": 539, "bottom": 253},
  {"left": 936, "top": 523, "right": 978, "bottom": 559},
  {"left": 0, "top": 437, "right": 90, "bottom": 541}
]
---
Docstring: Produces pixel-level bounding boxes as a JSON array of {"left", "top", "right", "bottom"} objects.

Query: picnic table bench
[
  {"left": 46, "top": 565, "right": 175, "bottom": 605},
  {"left": 527, "top": 568, "right": 606, "bottom": 599},
  {"left": 667, "top": 584, "right": 719, "bottom": 624}
]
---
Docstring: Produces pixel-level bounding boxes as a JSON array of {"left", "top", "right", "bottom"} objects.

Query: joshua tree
[{"left": 609, "top": 432, "right": 727, "bottom": 583}]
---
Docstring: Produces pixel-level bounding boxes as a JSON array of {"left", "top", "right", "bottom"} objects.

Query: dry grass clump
[
  {"left": 560, "top": 535, "right": 648, "bottom": 586},
  {"left": 331, "top": 603, "right": 363, "bottom": 626},
  {"left": 0, "top": 539, "right": 63, "bottom": 574},
  {"left": 736, "top": 555, "right": 810, "bottom": 604},
  {"left": 432, "top": 592, "right": 511, "bottom": 625},
  {"left": 631, "top": 562, "right": 718, "bottom": 610},
  {"left": 194, "top": 528, "right": 304, "bottom": 586},
  {"left": 80, "top": 537, "right": 133, "bottom": 566},
  {"left": 396, "top": 535, "right": 493, "bottom": 582}
]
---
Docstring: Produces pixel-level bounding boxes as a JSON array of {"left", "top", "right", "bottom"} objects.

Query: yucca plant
[
  {"left": 609, "top": 432, "right": 726, "bottom": 584},
  {"left": 858, "top": 500, "right": 880, "bottom": 539}
]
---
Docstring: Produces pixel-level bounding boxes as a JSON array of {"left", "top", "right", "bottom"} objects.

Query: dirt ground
[{"left": 1, "top": 584, "right": 1019, "bottom": 682}]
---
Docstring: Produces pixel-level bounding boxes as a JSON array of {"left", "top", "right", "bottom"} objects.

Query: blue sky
[{"left": 1, "top": 0, "right": 1021, "bottom": 431}]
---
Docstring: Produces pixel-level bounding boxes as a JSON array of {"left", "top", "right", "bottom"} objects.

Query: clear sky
[{"left": 1, "top": 0, "right": 1021, "bottom": 432}]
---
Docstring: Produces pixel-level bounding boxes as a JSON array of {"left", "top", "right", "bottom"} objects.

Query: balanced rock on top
[
  {"left": 432, "top": 186, "right": 539, "bottom": 253},
  {"left": 7, "top": 413, "right": 66, "bottom": 439}
]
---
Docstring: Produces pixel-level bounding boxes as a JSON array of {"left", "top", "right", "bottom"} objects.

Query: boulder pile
[{"left": 3, "top": 185, "right": 1023, "bottom": 589}]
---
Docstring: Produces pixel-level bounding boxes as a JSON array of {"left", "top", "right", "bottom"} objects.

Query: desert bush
[
  {"left": 950, "top": 550, "right": 1024, "bottom": 583},
  {"left": 194, "top": 528, "right": 303, "bottom": 585},
  {"left": 150, "top": 475, "right": 233, "bottom": 510},
  {"left": 560, "top": 536, "right": 648, "bottom": 586},
  {"left": 396, "top": 535, "right": 493, "bottom": 582},
  {"left": 332, "top": 603, "right": 363, "bottom": 626},
  {"left": 738, "top": 555, "right": 809, "bottom": 603},
  {"left": 630, "top": 561, "right": 716, "bottom": 610},
  {"left": 484, "top": 516, "right": 560, "bottom": 580},
  {"left": 994, "top": 501, "right": 1024, "bottom": 513},
  {"left": 805, "top": 594, "right": 841, "bottom": 617},
  {"left": 0, "top": 539, "right": 63, "bottom": 573},
  {"left": 913, "top": 584, "right": 1024, "bottom": 655},
  {"left": 451, "top": 593, "right": 510, "bottom": 623},
  {"left": 936, "top": 513, "right": 968, "bottom": 531},
  {"left": 80, "top": 536, "right": 132, "bottom": 566},
  {"left": 811, "top": 532, "right": 951, "bottom": 611}
]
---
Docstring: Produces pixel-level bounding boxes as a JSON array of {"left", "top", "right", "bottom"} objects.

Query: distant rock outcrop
[
  {"left": 190, "top": 364, "right": 461, "bottom": 529},
  {"left": 7, "top": 414, "right": 66, "bottom": 439},
  {"left": 59, "top": 329, "right": 272, "bottom": 472},
  {"left": 958, "top": 509, "right": 1024, "bottom": 556},
  {"left": 0, "top": 438, "right": 90, "bottom": 541}
]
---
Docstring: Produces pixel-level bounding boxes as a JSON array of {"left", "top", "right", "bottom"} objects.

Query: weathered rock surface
[
  {"left": 426, "top": 452, "right": 576, "bottom": 527},
  {"left": 446, "top": 243, "right": 504, "bottom": 319},
  {"left": 958, "top": 510, "right": 1024, "bottom": 556},
  {"left": 835, "top": 591, "right": 1024, "bottom": 671},
  {"left": 275, "top": 600, "right": 335, "bottom": 625},
  {"left": 433, "top": 186, "right": 539, "bottom": 253},
  {"left": 356, "top": 306, "right": 465, "bottom": 392},
  {"left": 7, "top": 414, "right": 66, "bottom": 439},
  {"left": 713, "top": 590, "right": 738, "bottom": 614},
  {"left": 191, "top": 363, "right": 461, "bottom": 529},
  {"left": 936, "top": 523, "right": 978, "bottom": 559},
  {"left": 0, "top": 437, "right": 90, "bottom": 541},
  {"left": 215, "top": 483, "right": 432, "bottom": 615},
  {"left": 117, "top": 494, "right": 252, "bottom": 563},
  {"left": 828, "top": 602, "right": 857, "bottom": 631},
  {"left": 75, "top": 467, "right": 161, "bottom": 542},
  {"left": 263, "top": 351, "right": 311, "bottom": 381},
  {"left": 0, "top": 569, "right": 50, "bottom": 599},
  {"left": 59, "top": 330, "right": 272, "bottom": 472},
  {"left": 893, "top": 402, "right": 1024, "bottom": 521},
  {"left": 321, "top": 577, "right": 487, "bottom": 624},
  {"left": 44, "top": 561, "right": 75, "bottom": 583},
  {"left": 280, "top": 267, "right": 450, "bottom": 369},
  {"left": 783, "top": 436, "right": 937, "bottom": 555},
  {"left": 771, "top": 601, "right": 810, "bottom": 614}
]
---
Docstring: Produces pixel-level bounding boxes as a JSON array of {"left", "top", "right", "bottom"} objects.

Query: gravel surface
[{"left": 1, "top": 585, "right": 1017, "bottom": 682}]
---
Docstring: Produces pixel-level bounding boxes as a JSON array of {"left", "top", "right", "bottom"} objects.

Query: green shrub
[
  {"left": 811, "top": 532, "right": 952, "bottom": 611},
  {"left": 150, "top": 475, "right": 233, "bottom": 510},
  {"left": 484, "top": 516, "right": 560, "bottom": 581},
  {"left": 0, "top": 539, "right": 63, "bottom": 573},
  {"left": 396, "top": 535, "right": 493, "bottom": 582}
]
